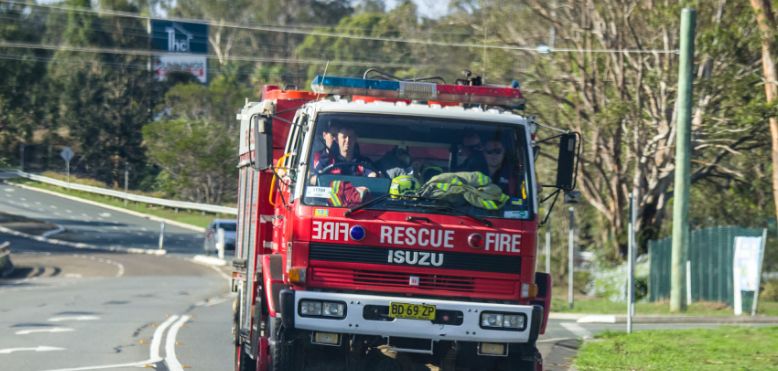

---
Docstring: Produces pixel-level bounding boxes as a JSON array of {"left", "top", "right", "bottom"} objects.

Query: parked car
[{"left": 204, "top": 219, "right": 237, "bottom": 256}]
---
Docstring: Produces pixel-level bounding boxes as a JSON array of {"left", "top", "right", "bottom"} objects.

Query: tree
[
  {"left": 749, "top": 0, "right": 778, "bottom": 234},
  {"left": 451, "top": 0, "right": 772, "bottom": 258},
  {"left": 143, "top": 76, "right": 254, "bottom": 203}
]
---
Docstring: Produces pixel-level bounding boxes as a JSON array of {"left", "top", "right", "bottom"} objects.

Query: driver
[{"left": 311, "top": 123, "right": 377, "bottom": 184}]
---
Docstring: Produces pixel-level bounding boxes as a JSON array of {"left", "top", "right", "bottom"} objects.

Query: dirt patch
[{"left": 0, "top": 211, "right": 60, "bottom": 236}]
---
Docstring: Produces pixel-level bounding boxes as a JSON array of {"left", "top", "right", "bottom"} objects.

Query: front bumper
[{"left": 282, "top": 290, "right": 541, "bottom": 344}]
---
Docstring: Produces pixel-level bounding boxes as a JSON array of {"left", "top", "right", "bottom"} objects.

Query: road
[
  {"left": 0, "top": 172, "right": 204, "bottom": 256},
  {"left": 0, "top": 232, "right": 234, "bottom": 371}
]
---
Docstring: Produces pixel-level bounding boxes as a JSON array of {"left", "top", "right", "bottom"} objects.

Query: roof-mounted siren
[{"left": 310, "top": 75, "right": 526, "bottom": 109}]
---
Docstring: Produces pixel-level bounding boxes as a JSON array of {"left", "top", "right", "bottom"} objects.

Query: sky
[{"left": 385, "top": 0, "right": 451, "bottom": 19}]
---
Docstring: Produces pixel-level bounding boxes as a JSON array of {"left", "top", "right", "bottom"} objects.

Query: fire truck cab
[{"left": 232, "top": 72, "right": 579, "bottom": 371}]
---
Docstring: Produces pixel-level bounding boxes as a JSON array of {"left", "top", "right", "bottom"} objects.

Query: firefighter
[
  {"left": 313, "top": 123, "right": 377, "bottom": 177},
  {"left": 481, "top": 139, "right": 514, "bottom": 195},
  {"left": 313, "top": 120, "right": 339, "bottom": 169}
]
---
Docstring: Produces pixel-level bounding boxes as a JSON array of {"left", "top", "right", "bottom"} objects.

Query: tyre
[
  {"left": 269, "top": 340, "right": 299, "bottom": 371},
  {"left": 235, "top": 342, "right": 257, "bottom": 371}
]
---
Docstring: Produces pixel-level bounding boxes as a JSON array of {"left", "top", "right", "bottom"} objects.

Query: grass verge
[
  {"left": 574, "top": 326, "right": 778, "bottom": 370},
  {"left": 8, "top": 178, "right": 232, "bottom": 229},
  {"left": 551, "top": 297, "right": 778, "bottom": 316}
]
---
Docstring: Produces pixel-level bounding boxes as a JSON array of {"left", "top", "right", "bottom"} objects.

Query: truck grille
[{"left": 309, "top": 267, "right": 518, "bottom": 299}]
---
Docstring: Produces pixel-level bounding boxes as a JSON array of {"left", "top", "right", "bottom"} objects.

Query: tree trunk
[{"left": 750, "top": 0, "right": 778, "bottom": 221}]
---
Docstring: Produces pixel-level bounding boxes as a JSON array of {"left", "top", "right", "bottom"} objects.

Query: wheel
[
  {"left": 269, "top": 340, "right": 299, "bottom": 371},
  {"left": 506, "top": 345, "right": 541, "bottom": 371},
  {"left": 268, "top": 319, "right": 300, "bottom": 371},
  {"left": 235, "top": 342, "right": 257, "bottom": 371}
]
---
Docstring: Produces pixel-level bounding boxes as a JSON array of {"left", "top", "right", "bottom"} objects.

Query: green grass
[
  {"left": 575, "top": 326, "right": 778, "bottom": 370},
  {"left": 9, "top": 178, "right": 232, "bottom": 229},
  {"left": 551, "top": 297, "right": 778, "bottom": 316}
]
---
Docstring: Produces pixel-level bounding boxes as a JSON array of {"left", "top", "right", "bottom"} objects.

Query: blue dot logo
[{"left": 350, "top": 225, "right": 366, "bottom": 241}]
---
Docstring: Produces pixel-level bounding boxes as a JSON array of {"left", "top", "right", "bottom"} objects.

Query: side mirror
[
  {"left": 532, "top": 145, "right": 540, "bottom": 162},
  {"left": 556, "top": 133, "right": 578, "bottom": 191},
  {"left": 253, "top": 115, "right": 273, "bottom": 171}
]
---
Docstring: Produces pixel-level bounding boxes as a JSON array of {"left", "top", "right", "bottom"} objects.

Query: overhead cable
[{"left": 1, "top": 0, "right": 679, "bottom": 54}]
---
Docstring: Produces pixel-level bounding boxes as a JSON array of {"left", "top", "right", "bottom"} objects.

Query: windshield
[
  {"left": 303, "top": 113, "right": 533, "bottom": 220},
  {"left": 219, "top": 222, "right": 237, "bottom": 231}
]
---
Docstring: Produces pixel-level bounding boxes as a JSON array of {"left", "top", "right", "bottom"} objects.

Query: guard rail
[{"left": 13, "top": 171, "right": 238, "bottom": 215}]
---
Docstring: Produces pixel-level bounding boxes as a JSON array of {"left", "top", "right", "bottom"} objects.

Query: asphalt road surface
[
  {"left": 0, "top": 232, "right": 234, "bottom": 371},
  {"left": 0, "top": 173, "right": 205, "bottom": 256}
]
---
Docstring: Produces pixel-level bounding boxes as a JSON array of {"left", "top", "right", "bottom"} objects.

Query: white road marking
[
  {"left": 116, "top": 262, "right": 124, "bottom": 277},
  {"left": 36, "top": 201, "right": 41, "bottom": 205},
  {"left": 560, "top": 322, "right": 592, "bottom": 339},
  {"left": 66, "top": 209, "right": 72, "bottom": 213},
  {"left": 54, "top": 212, "right": 61, "bottom": 216},
  {"left": 16, "top": 327, "right": 74, "bottom": 335},
  {"left": 48, "top": 315, "right": 100, "bottom": 322},
  {"left": 22, "top": 203, "right": 29, "bottom": 208},
  {"left": 50, "top": 205, "right": 57, "bottom": 209},
  {"left": 141, "top": 227, "right": 148, "bottom": 231},
  {"left": 81, "top": 213, "right": 88, "bottom": 217},
  {"left": 41, "top": 315, "right": 180, "bottom": 371},
  {"left": 578, "top": 315, "right": 616, "bottom": 324},
  {"left": 20, "top": 197, "right": 26, "bottom": 201},
  {"left": 64, "top": 273, "right": 82, "bottom": 278},
  {"left": 3, "top": 188, "right": 13, "bottom": 192},
  {"left": 0, "top": 346, "right": 66, "bottom": 354},
  {"left": 99, "top": 212, "right": 111, "bottom": 217},
  {"left": 164, "top": 315, "right": 191, "bottom": 371}
]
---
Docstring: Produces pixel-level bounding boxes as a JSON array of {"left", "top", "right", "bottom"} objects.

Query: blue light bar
[{"left": 311, "top": 76, "right": 400, "bottom": 96}]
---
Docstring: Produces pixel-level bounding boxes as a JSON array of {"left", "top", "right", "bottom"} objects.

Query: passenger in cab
[
  {"left": 481, "top": 138, "right": 514, "bottom": 195},
  {"left": 457, "top": 129, "right": 487, "bottom": 172},
  {"left": 312, "top": 123, "right": 377, "bottom": 179}
]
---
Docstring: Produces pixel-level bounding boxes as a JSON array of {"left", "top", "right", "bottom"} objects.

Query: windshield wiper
[
  {"left": 344, "top": 194, "right": 436, "bottom": 217},
  {"left": 415, "top": 205, "right": 492, "bottom": 227}
]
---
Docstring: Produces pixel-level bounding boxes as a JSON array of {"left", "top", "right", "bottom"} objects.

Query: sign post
[
  {"left": 59, "top": 147, "right": 75, "bottom": 190},
  {"left": 733, "top": 235, "right": 765, "bottom": 315},
  {"left": 568, "top": 207, "right": 575, "bottom": 309}
]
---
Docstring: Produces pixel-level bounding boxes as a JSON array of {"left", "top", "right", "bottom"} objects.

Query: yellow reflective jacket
[{"left": 420, "top": 172, "right": 510, "bottom": 210}]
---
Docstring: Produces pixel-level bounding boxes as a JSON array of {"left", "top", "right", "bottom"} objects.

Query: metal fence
[
  {"left": 13, "top": 171, "right": 237, "bottom": 215},
  {"left": 649, "top": 226, "right": 764, "bottom": 306}
]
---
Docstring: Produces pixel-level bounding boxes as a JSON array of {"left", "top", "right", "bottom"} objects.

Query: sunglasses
[{"left": 484, "top": 148, "right": 504, "bottom": 155}]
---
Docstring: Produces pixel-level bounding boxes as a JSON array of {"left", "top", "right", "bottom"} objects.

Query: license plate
[{"left": 389, "top": 302, "right": 436, "bottom": 320}]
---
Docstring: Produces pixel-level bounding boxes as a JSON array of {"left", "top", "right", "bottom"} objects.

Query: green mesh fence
[{"left": 649, "top": 226, "right": 764, "bottom": 306}]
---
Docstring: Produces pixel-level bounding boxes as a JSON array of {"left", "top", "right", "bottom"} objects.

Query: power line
[
  {"left": 1, "top": 0, "right": 679, "bottom": 54},
  {"left": 0, "top": 41, "right": 419, "bottom": 68}
]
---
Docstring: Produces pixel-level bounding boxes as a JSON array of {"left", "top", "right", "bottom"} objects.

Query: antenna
[{"left": 317, "top": 60, "right": 330, "bottom": 100}]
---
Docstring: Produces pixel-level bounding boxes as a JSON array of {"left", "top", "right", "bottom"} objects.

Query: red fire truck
[{"left": 231, "top": 70, "right": 579, "bottom": 371}]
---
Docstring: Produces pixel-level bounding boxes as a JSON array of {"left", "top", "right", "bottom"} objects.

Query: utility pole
[
  {"left": 568, "top": 207, "right": 575, "bottom": 309},
  {"left": 671, "top": 8, "right": 696, "bottom": 313}
]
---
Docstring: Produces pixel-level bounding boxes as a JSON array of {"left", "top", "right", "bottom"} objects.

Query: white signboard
[
  {"left": 733, "top": 236, "right": 763, "bottom": 315},
  {"left": 60, "top": 147, "right": 74, "bottom": 162},
  {"left": 153, "top": 55, "right": 207, "bottom": 83}
]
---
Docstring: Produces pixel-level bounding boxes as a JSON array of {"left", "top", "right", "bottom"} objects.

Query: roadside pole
[
  {"left": 124, "top": 162, "right": 129, "bottom": 207},
  {"left": 66, "top": 161, "right": 70, "bottom": 190},
  {"left": 19, "top": 143, "right": 25, "bottom": 172},
  {"left": 545, "top": 227, "right": 551, "bottom": 274},
  {"left": 627, "top": 193, "right": 633, "bottom": 333},
  {"left": 158, "top": 221, "right": 166, "bottom": 250},
  {"left": 217, "top": 228, "right": 225, "bottom": 260},
  {"left": 569, "top": 207, "right": 574, "bottom": 309},
  {"left": 671, "top": 8, "right": 696, "bottom": 313},
  {"left": 752, "top": 228, "right": 768, "bottom": 316}
]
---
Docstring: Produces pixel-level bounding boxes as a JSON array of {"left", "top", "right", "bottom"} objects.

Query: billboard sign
[
  {"left": 154, "top": 55, "right": 207, "bottom": 83},
  {"left": 151, "top": 20, "right": 208, "bottom": 54}
]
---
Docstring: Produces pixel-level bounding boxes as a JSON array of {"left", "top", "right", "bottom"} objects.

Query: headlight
[
  {"left": 481, "top": 313, "right": 504, "bottom": 328},
  {"left": 323, "top": 302, "right": 345, "bottom": 317},
  {"left": 299, "top": 300, "right": 346, "bottom": 318},
  {"left": 503, "top": 314, "right": 524, "bottom": 329},
  {"left": 480, "top": 312, "right": 526, "bottom": 330},
  {"left": 300, "top": 300, "right": 322, "bottom": 316}
]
